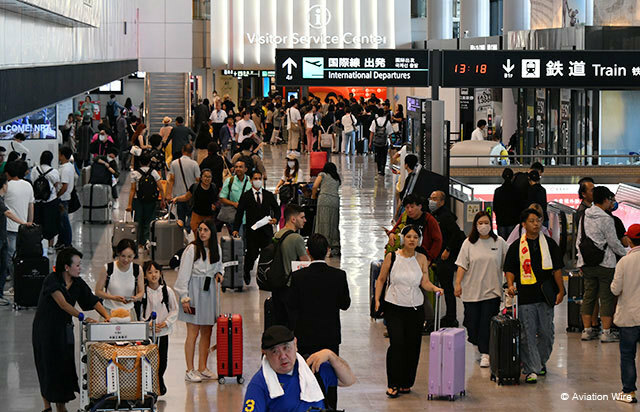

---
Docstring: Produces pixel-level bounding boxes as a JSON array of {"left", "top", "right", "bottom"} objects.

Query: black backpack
[
  {"left": 579, "top": 215, "right": 607, "bottom": 267},
  {"left": 33, "top": 167, "right": 53, "bottom": 201},
  {"left": 136, "top": 168, "right": 158, "bottom": 202},
  {"left": 373, "top": 117, "right": 389, "bottom": 147},
  {"left": 257, "top": 230, "right": 296, "bottom": 291},
  {"left": 89, "top": 159, "right": 112, "bottom": 185},
  {"left": 107, "top": 101, "right": 116, "bottom": 118}
]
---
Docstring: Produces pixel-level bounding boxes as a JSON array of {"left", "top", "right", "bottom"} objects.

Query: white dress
[{"left": 174, "top": 244, "right": 224, "bottom": 325}]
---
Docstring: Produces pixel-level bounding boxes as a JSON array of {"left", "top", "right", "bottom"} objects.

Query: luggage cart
[{"left": 78, "top": 313, "right": 158, "bottom": 412}]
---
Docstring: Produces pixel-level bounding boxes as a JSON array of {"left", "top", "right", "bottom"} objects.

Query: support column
[
  {"left": 427, "top": 0, "right": 453, "bottom": 40},
  {"left": 460, "top": 0, "right": 490, "bottom": 38},
  {"left": 502, "top": 0, "right": 531, "bottom": 143}
]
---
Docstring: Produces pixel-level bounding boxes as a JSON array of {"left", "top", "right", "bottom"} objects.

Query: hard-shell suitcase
[
  {"left": 264, "top": 297, "right": 274, "bottom": 331},
  {"left": 112, "top": 213, "right": 138, "bottom": 249},
  {"left": 13, "top": 256, "right": 49, "bottom": 309},
  {"left": 216, "top": 313, "right": 244, "bottom": 384},
  {"left": 369, "top": 259, "right": 383, "bottom": 319},
  {"left": 16, "top": 224, "right": 43, "bottom": 259},
  {"left": 428, "top": 293, "right": 466, "bottom": 401},
  {"left": 567, "top": 271, "right": 584, "bottom": 332},
  {"left": 310, "top": 151, "right": 327, "bottom": 177},
  {"left": 82, "top": 184, "right": 112, "bottom": 223},
  {"left": 150, "top": 216, "right": 184, "bottom": 267},
  {"left": 490, "top": 294, "right": 521, "bottom": 385},
  {"left": 81, "top": 165, "right": 92, "bottom": 187},
  {"left": 220, "top": 236, "right": 244, "bottom": 292}
]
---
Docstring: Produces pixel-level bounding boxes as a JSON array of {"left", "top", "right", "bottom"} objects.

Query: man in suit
[
  {"left": 232, "top": 170, "right": 280, "bottom": 285},
  {"left": 288, "top": 234, "right": 351, "bottom": 357},
  {"left": 399, "top": 154, "right": 448, "bottom": 204}
]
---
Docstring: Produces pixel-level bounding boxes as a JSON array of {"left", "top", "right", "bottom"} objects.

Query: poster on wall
[
  {"left": 563, "top": 0, "right": 586, "bottom": 27},
  {"left": 0, "top": 105, "right": 57, "bottom": 140},
  {"left": 77, "top": 101, "right": 101, "bottom": 121}
]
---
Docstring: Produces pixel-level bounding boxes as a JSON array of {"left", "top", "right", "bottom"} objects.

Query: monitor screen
[{"left": 0, "top": 105, "right": 57, "bottom": 140}]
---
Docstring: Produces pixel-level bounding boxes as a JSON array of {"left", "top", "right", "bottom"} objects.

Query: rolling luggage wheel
[
  {"left": 448, "top": 395, "right": 455, "bottom": 401},
  {"left": 218, "top": 377, "right": 226, "bottom": 384},
  {"left": 427, "top": 395, "right": 433, "bottom": 400},
  {"left": 460, "top": 390, "right": 466, "bottom": 397},
  {"left": 237, "top": 376, "right": 244, "bottom": 384}
]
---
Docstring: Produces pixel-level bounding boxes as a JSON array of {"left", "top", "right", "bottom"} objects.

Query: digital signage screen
[{"left": 0, "top": 105, "right": 57, "bottom": 140}]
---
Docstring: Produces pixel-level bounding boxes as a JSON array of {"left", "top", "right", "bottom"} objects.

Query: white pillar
[
  {"left": 584, "top": 0, "right": 594, "bottom": 25},
  {"left": 427, "top": 0, "right": 453, "bottom": 40},
  {"left": 460, "top": 0, "right": 490, "bottom": 38},
  {"left": 502, "top": 0, "right": 531, "bottom": 143}
]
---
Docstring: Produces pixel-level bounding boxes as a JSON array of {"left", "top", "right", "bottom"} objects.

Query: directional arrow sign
[
  {"left": 502, "top": 59, "right": 514, "bottom": 73},
  {"left": 282, "top": 57, "right": 297, "bottom": 75}
]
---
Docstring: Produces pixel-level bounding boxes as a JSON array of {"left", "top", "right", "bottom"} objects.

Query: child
[{"left": 141, "top": 260, "right": 178, "bottom": 395}]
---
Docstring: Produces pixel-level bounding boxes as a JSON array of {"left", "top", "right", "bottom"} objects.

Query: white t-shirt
[
  {"left": 5, "top": 179, "right": 34, "bottom": 233},
  {"left": 304, "top": 112, "right": 315, "bottom": 129},
  {"left": 131, "top": 166, "right": 161, "bottom": 199},
  {"left": 235, "top": 119, "right": 257, "bottom": 142},
  {"left": 209, "top": 109, "right": 227, "bottom": 123},
  {"left": 142, "top": 285, "right": 178, "bottom": 336},
  {"left": 103, "top": 262, "right": 137, "bottom": 312},
  {"left": 369, "top": 116, "right": 394, "bottom": 136},
  {"left": 455, "top": 237, "right": 508, "bottom": 302},
  {"left": 58, "top": 162, "right": 75, "bottom": 202},
  {"left": 31, "top": 165, "right": 61, "bottom": 203},
  {"left": 287, "top": 107, "right": 301, "bottom": 130},
  {"left": 341, "top": 114, "right": 357, "bottom": 133},
  {"left": 471, "top": 127, "right": 485, "bottom": 141},
  {"left": 169, "top": 156, "right": 200, "bottom": 196}
]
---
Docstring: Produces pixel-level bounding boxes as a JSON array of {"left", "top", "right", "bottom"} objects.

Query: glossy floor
[{"left": 0, "top": 145, "right": 633, "bottom": 411}]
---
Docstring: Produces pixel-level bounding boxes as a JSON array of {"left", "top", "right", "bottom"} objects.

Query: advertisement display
[
  {"left": 0, "top": 105, "right": 57, "bottom": 140},
  {"left": 308, "top": 87, "right": 387, "bottom": 102},
  {"left": 276, "top": 49, "right": 429, "bottom": 87},
  {"left": 78, "top": 101, "right": 101, "bottom": 121}
]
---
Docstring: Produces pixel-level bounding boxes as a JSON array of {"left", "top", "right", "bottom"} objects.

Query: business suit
[
  {"left": 233, "top": 188, "right": 280, "bottom": 280},
  {"left": 219, "top": 123, "right": 234, "bottom": 152},
  {"left": 288, "top": 261, "right": 351, "bottom": 356}
]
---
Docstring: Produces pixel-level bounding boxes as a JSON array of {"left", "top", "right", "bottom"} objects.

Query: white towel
[{"left": 261, "top": 353, "right": 325, "bottom": 402}]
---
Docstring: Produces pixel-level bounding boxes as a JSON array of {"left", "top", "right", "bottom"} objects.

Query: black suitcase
[
  {"left": 16, "top": 224, "right": 43, "bottom": 259},
  {"left": 264, "top": 297, "right": 274, "bottom": 331},
  {"left": 220, "top": 236, "right": 244, "bottom": 292},
  {"left": 369, "top": 259, "right": 383, "bottom": 319},
  {"left": 567, "top": 272, "right": 584, "bottom": 332},
  {"left": 14, "top": 256, "right": 49, "bottom": 308},
  {"left": 489, "top": 295, "right": 520, "bottom": 385}
]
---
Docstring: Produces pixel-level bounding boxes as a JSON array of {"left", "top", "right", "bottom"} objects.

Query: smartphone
[{"left": 183, "top": 306, "right": 196, "bottom": 315}]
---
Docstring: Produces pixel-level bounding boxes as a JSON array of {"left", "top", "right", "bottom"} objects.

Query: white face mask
[
  {"left": 252, "top": 180, "right": 263, "bottom": 190},
  {"left": 99, "top": 133, "right": 107, "bottom": 142},
  {"left": 287, "top": 161, "right": 295, "bottom": 169},
  {"left": 477, "top": 223, "right": 491, "bottom": 236}
]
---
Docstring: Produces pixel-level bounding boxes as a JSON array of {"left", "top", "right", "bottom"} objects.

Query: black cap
[{"left": 261, "top": 325, "right": 294, "bottom": 350}]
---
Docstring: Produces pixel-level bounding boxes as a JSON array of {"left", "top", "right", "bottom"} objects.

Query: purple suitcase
[{"left": 428, "top": 293, "right": 466, "bottom": 401}]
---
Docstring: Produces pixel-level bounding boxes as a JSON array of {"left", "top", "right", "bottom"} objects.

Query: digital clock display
[{"left": 453, "top": 64, "right": 487, "bottom": 74}]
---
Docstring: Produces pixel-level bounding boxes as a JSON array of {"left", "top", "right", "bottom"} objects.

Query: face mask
[
  {"left": 612, "top": 201, "right": 619, "bottom": 212},
  {"left": 99, "top": 134, "right": 107, "bottom": 142},
  {"left": 252, "top": 180, "right": 263, "bottom": 190},
  {"left": 477, "top": 223, "right": 491, "bottom": 236},
  {"left": 428, "top": 200, "right": 438, "bottom": 212},
  {"left": 287, "top": 161, "right": 295, "bottom": 169}
]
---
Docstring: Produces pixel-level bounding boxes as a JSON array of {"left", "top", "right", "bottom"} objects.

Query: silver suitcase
[
  {"left": 220, "top": 236, "right": 244, "bottom": 292},
  {"left": 150, "top": 216, "right": 184, "bottom": 267},
  {"left": 112, "top": 212, "right": 138, "bottom": 249},
  {"left": 82, "top": 184, "right": 112, "bottom": 223}
]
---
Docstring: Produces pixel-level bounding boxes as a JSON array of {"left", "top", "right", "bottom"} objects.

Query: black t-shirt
[
  {"left": 503, "top": 235, "right": 563, "bottom": 305},
  {"left": 189, "top": 183, "right": 219, "bottom": 216}
]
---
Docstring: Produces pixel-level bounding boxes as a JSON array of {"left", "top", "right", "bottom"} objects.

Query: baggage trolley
[{"left": 78, "top": 313, "right": 158, "bottom": 412}]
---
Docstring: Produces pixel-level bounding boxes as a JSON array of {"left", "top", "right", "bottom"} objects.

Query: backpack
[
  {"left": 579, "top": 215, "right": 607, "bottom": 267},
  {"left": 33, "top": 167, "right": 53, "bottom": 201},
  {"left": 105, "top": 262, "right": 141, "bottom": 317},
  {"left": 257, "top": 230, "right": 296, "bottom": 291},
  {"left": 136, "top": 168, "right": 158, "bottom": 202},
  {"left": 89, "top": 159, "right": 112, "bottom": 185},
  {"left": 106, "top": 101, "right": 116, "bottom": 118},
  {"left": 373, "top": 117, "right": 389, "bottom": 147}
]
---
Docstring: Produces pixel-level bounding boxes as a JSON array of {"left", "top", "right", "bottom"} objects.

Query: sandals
[{"left": 386, "top": 387, "right": 400, "bottom": 398}]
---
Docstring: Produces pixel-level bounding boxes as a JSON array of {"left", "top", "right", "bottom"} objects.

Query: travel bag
[
  {"left": 15, "top": 224, "right": 43, "bottom": 259},
  {"left": 490, "top": 294, "right": 521, "bottom": 385},
  {"left": 112, "top": 212, "right": 138, "bottom": 249},
  {"left": 13, "top": 256, "right": 49, "bottom": 308},
  {"left": 310, "top": 151, "right": 327, "bottom": 177},
  {"left": 567, "top": 271, "right": 584, "bottom": 332},
  {"left": 220, "top": 235, "right": 244, "bottom": 292},
  {"left": 428, "top": 293, "right": 466, "bottom": 401},
  {"left": 264, "top": 297, "right": 274, "bottom": 331},
  {"left": 369, "top": 259, "right": 384, "bottom": 319},
  {"left": 216, "top": 313, "right": 244, "bottom": 384},
  {"left": 82, "top": 183, "right": 112, "bottom": 224},
  {"left": 150, "top": 210, "right": 184, "bottom": 267}
]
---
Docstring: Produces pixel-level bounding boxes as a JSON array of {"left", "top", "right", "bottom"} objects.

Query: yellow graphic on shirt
[{"left": 244, "top": 399, "right": 255, "bottom": 412}]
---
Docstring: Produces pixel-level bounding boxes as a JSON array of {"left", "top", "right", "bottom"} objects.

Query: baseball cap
[
  {"left": 625, "top": 224, "right": 640, "bottom": 239},
  {"left": 261, "top": 325, "right": 294, "bottom": 350}
]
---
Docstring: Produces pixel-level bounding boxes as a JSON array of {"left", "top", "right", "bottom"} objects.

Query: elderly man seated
[{"left": 243, "top": 325, "right": 356, "bottom": 412}]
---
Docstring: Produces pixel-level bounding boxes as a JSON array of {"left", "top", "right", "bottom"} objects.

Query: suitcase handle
[{"left": 434, "top": 291, "right": 442, "bottom": 332}]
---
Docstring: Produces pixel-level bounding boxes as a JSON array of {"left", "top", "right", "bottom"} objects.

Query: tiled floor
[{"left": 0, "top": 145, "right": 634, "bottom": 411}]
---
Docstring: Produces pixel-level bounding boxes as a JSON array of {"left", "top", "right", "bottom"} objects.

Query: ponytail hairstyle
[{"left": 141, "top": 260, "right": 170, "bottom": 317}]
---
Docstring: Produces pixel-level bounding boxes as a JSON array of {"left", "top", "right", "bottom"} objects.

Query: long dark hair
[
  {"left": 322, "top": 162, "right": 341, "bottom": 184},
  {"left": 141, "top": 260, "right": 170, "bottom": 316},
  {"left": 285, "top": 158, "right": 299, "bottom": 180},
  {"left": 192, "top": 219, "right": 220, "bottom": 263},
  {"left": 468, "top": 211, "right": 497, "bottom": 244}
]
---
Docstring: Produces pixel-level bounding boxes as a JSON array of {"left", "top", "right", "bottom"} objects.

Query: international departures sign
[{"left": 275, "top": 49, "right": 430, "bottom": 87}]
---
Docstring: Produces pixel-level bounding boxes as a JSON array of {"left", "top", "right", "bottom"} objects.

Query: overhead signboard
[
  {"left": 441, "top": 50, "right": 640, "bottom": 88},
  {"left": 276, "top": 49, "right": 429, "bottom": 87}
]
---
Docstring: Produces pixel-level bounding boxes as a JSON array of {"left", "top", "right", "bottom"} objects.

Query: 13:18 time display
[{"left": 454, "top": 64, "right": 487, "bottom": 74}]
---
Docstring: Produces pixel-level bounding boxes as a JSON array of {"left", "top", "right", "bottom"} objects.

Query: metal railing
[
  {"left": 449, "top": 177, "right": 475, "bottom": 201},
  {"left": 450, "top": 153, "right": 640, "bottom": 167}
]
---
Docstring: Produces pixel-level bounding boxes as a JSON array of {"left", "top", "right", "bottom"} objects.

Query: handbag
[
  {"left": 320, "top": 126, "right": 333, "bottom": 149},
  {"left": 220, "top": 155, "right": 232, "bottom": 181},
  {"left": 68, "top": 188, "right": 81, "bottom": 213},
  {"left": 130, "top": 145, "right": 142, "bottom": 157},
  {"left": 578, "top": 215, "right": 607, "bottom": 266},
  {"left": 373, "top": 252, "right": 396, "bottom": 318},
  {"left": 217, "top": 176, "right": 249, "bottom": 224}
]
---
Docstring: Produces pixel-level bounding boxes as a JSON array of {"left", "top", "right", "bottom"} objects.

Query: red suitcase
[
  {"left": 310, "top": 151, "right": 327, "bottom": 177},
  {"left": 216, "top": 313, "right": 244, "bottom": 384}
]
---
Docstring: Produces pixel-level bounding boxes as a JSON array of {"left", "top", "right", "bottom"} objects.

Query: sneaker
[
  {"left": 539, "top": 365, "right": 547, "bottom": 376},
  {"left": 525, "top": 373, "right": 537, "bottom": 384},
  {"left": 198, "top": 368, "right": 216, "bottom": 380},
  {"left": 5, "top": 288, "right": 13, "bottom": 296},
  {"left": 581, "top": 328, "right": 598, "bottom": 341},
  {"left": 480, "top": 354, "right": 490, "bottom": 368},
  {"left": 185, "top": 370, "right": 202, "bottom": 382},
  {"left": 601, "top": 330, "right": 620, "bottom": 343},
  {"left": 0, "top": 297, "right": 9, "bottom": 306},
  {"left": 616, "top": 391, "right": 638, "bottom": 404}
]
